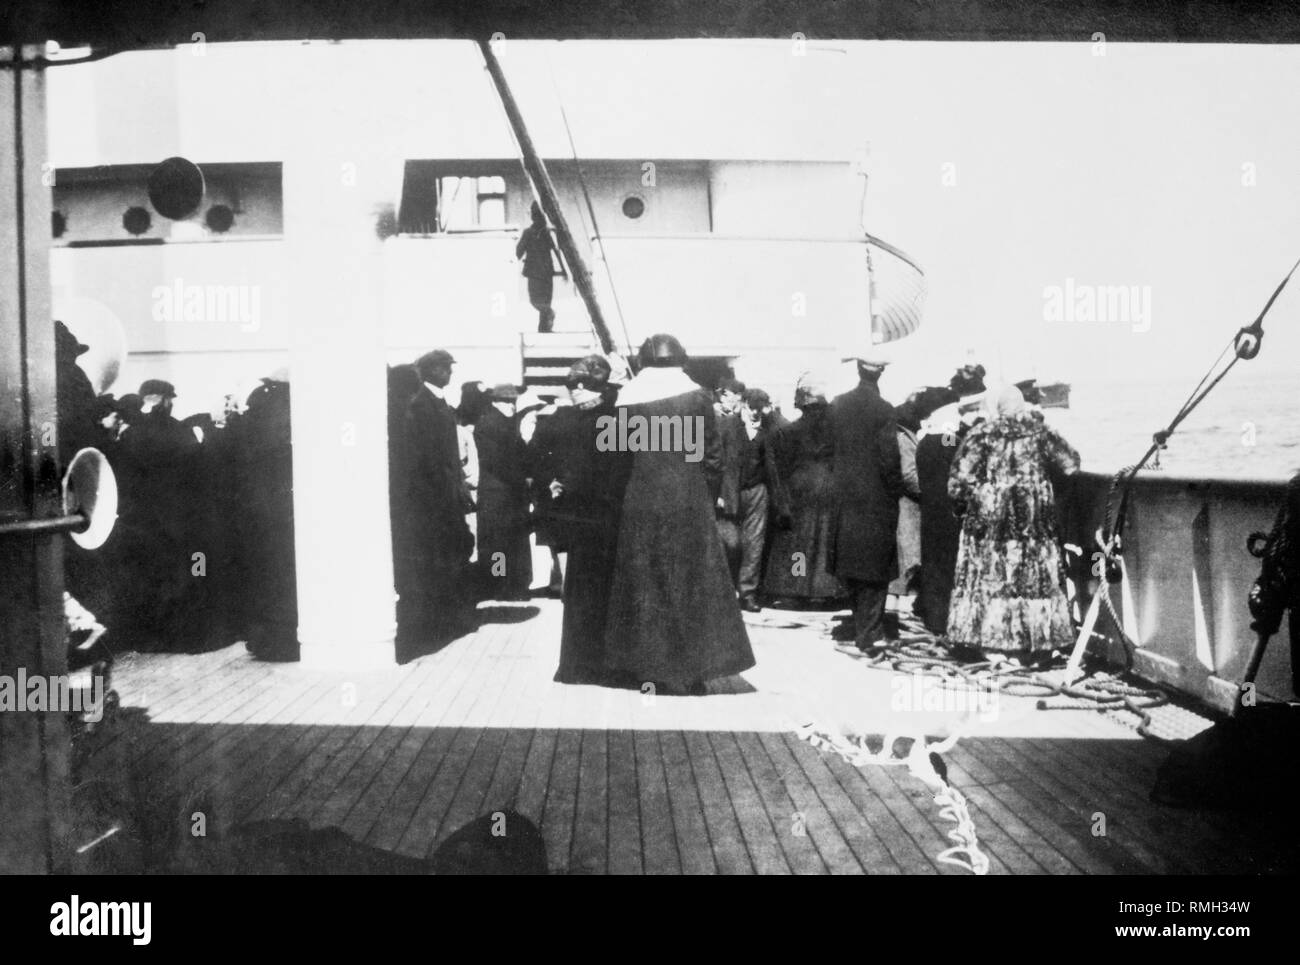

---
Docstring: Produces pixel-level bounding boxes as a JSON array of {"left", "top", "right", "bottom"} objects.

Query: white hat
[{"left": 840, "top": 340, "right": 896, "bottom": 368}]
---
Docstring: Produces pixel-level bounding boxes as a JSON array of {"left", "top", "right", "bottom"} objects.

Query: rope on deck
[
  {"left": 744, "top": 606, "right": 1174, "bottom": 742},
  {"left": 847, "top": 637, "right": 1174, "bottom": 743},
  {"left": 797, "top": 723, "right": 989, "bottom": 876}
]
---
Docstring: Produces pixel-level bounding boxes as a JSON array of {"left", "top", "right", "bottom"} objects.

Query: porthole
[
  {"left": 122, "top": 206, "right": 152, "bottom": 236},
  {"left": 621, "top": 195, "right": 646, "bottom": 220},
  {"left": 205, "top": 204, "right": 235, "bottom": 233}
]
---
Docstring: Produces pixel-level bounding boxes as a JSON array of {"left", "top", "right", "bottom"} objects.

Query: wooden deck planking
[
  {"left": 757, "top": 732, "right": 865, "bottom": 874},
  {"left": 356, "top": 625, "right": 503, "bottom": 850},
  {"left": 1024, "top": 718, "right": 1259, "bottom": 866},
  {"left": 118, "top": 652, "right": 274, "bottom": 769},
  {"left": 301, "top": 658, "right": 452, "bottom": 830},
  {"left": 631, "top": 730, "right": 681, "bottom": 874},
  {"left": 1013, "top": 733, "right": 1238, "bottom": 873},
  {"left": 567, "top": 727, "right": 611, "bottom": 873},
  {"left": 658, "top": 731, "right": 726, "bottom": 874},
  {"left": 706, "top": 731, "right": 801, "bottom": 874},
  {"left": 396, "top": 620, "right": 534, "bottom": 857},
  {"left": 978, "top": 736, "right": 1185, "bottom": 874},
  {"left": 424, "top": 620, "right": 540, "bottom": 856},
  {"left": 681, "top": 731, "right": 758, "bottom": 874},
  {"left": 74, "top": 597, "right": 1281, "bottom": 875},
  {"left": 361, "top": 621, "right": 517, "bottom": 853},
  {"left": 776, "top": 732, "right": 907, "bottom": 874}
]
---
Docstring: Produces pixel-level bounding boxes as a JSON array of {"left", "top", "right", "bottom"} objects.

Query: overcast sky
[{"left": 838, "top": 40, "right": 1300, "bottom": 387}]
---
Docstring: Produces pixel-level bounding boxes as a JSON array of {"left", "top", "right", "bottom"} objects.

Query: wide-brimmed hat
[{"left": 841, "top": 341, "right": 896, "bottom": 369}]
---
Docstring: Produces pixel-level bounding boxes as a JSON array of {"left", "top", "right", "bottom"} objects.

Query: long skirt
[
  {"left": 555, "top": 520, "right": 619, "bottom": 684},
  {"left": 946, "top": 531, "right": 1074, "bottom": 654},
  {"left": 762, "top": 460, "right": 843, "bottom": 601}
]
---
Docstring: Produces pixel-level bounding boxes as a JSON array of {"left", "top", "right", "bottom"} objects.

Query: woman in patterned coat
[{"left": 946, "top": 385, "right": 1080, "bottom": 657}]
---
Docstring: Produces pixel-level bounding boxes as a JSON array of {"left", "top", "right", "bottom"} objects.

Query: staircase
[{"left": 520, "top": 330, "right": 601, "bottom": 398}]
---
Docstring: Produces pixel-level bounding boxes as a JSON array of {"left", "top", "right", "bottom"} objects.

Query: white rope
[{"left": 796, "top": 722, "right": 990, "bottom": 876}]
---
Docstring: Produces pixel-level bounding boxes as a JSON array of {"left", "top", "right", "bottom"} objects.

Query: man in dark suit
[
  {"left": 829, "top": 351, "right": 904, "bottom": 650},
  {"left": 396, "top": 349, "right": 476, "bottom": 662}
]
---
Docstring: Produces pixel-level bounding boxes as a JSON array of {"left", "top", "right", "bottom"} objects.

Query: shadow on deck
[{"left": 70, "top": 600, "right": 1297, "bottom": 875}]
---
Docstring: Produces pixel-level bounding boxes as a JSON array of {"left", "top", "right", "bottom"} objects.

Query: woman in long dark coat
[
  {"left": 602, "top": 335, "right": 755, "bottom": 693},
  {"left": 946, "top": 386, "right": 1080, "bottom": 657},
  {"left": 762, "top": 376, "right": 843, "bottom": 604},
  {"left": 529, "top": 356, "right": 630, "bottom": 684},
  {"left": 474, "top": 385, "right": 533, "bottom": 600},
  {"left": 234, "top": 376, "right": 300, "bottom": 661}
]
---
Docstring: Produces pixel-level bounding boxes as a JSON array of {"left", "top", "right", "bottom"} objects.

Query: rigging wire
[
  {"left": 543, "top": 44, "right": 635, "bottom": 359},
  {"left": 479, "top": 54, "right": 558, "bottom": 249},
  {"left": 1108, "top": 253, "right": 1300, "bottom": 542}
]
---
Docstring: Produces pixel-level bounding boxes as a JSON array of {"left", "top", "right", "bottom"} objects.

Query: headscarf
[{"left": 995, "top": 384, "right": 1027, "bottom": 419}]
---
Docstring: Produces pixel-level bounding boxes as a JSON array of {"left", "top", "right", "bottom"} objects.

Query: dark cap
[
  {"left": 114, "top": 393, "right": 143, "bottom": 417},
  {"left": 416, "top": 348, "right": 456, "bottom": 368},
  {"left": 637, "top": 333, "right": 687, "bottom": 369},
  {"left": 742, "top": 387, "right": 771, "bottom": 409},
  {"left": 92, "top": 394, "right": 118, "bottom": 421},
  {"left": 566, "top": 354, "right": 611, "bottom": 390},
  {"left": 139, "top": 378, "right": 176, "bottom": 398}
]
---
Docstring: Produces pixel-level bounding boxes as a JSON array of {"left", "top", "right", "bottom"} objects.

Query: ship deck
[{"left": 75, "top": 598, "right": 1291, "bottom": 874}]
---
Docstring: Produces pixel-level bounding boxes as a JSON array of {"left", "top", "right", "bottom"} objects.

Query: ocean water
[{"left": 1040, "top": 371, "right": 1300, "bottom": 481}]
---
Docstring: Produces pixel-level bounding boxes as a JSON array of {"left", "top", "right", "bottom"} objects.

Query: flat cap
[{"left": 138, "top": 378, "right": 177, "bottom": 398}]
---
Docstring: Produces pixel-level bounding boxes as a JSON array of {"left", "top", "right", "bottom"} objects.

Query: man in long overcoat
[
  {"left": 828, "top": 353, "right": 904, "bottom": 650},
  {"left": 397, "top": 349, "right": 476, "bottom": 662}
]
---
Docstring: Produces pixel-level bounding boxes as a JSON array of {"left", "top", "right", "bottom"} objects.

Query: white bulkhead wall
[{"left": 709, "top": 161, "right": 862, "bottom": 237}]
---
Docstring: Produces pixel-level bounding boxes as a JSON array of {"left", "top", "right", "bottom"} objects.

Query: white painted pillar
[{"left": 284, "top": 138, "right": 400, "bottom": 669}]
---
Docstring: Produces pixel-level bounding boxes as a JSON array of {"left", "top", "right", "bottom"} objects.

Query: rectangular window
[{"left": 398, "top": 163, "right": 513, "bottom": 234}]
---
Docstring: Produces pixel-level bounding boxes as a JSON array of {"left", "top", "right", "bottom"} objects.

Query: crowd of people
[
  {"left": 389, "top": 330, "right": 1084, "bottom": 689},
  {"left": 56, "top": 311, "right": 1085, "bottom": 683},
  {"left": 56, "top": 321, "right": 298, "bottom": 663}
]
